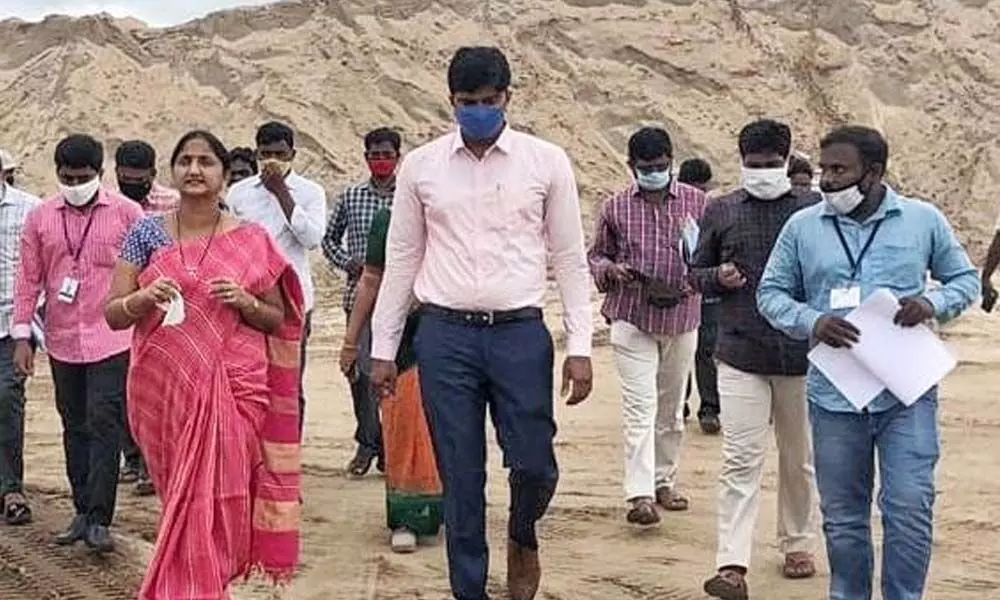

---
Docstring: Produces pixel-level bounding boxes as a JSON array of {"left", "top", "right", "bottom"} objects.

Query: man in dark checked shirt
[
  {"left": 589, "top": 126, "right": 706, "bottom": 527},
  {"left": 321, "top": 127, "right": 400, "bottom": 477},
  {"left": 690, "top": 119, "right": 821, "bottom": 600}
]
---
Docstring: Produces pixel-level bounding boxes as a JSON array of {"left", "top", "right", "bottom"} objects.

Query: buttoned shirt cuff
[
  {"left": 922, "top": 290, "right": 947, "bottom": 319},
  {"left": 11, "top": 324, "right": 31, "bottom": 340},
  {"left": 370, "top": 337, "right": 401, "bottom": 362},
  {"left": 564, "top": 332, "right": 592, "bottom": 357},
  {"left": 799, "top": 308, "right": 824, "bottom": 341}
]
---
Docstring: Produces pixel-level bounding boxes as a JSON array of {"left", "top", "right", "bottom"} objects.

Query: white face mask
[
  {"left": 823, "top": 185, "right": 865, "bottom": 214},
  {"left": 59, "top": 177, "right": 101, "bottom": 207},
  {"left": 741, "top": 166, "right": 791, "bottom": 201}
]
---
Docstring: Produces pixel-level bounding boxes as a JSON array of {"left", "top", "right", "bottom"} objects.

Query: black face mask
[
  {"left": 4, "top": 174, "right": 12, "bottom": 186},
  {"left": 119, "top": 180, "right": 152, "bottom": 202}
]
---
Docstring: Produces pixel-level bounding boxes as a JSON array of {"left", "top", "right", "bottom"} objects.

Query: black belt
[{"left": 421, "top": 303, "right": 542, "bottom": 326}]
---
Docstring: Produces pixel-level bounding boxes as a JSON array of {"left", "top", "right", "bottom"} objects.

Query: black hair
[
  {"left": 255, "top": 121, "right": 295, "bottom": 149},
  {"left": 820, "top": 125, "right": 889, "bottom": 173},
  {"left": 115, "top": 140, "right": 156, "bottom": 169},
  {"left": 787, "top": 155, "right": 813, "bottom": 177},
  {"left": 447, "top": 46, "right": 511, "bottom": 94},
  {"left": 737, "top": 119, "right": 792, "bottom": 158},
  {"left": 170, "top": 130, "right": 231, "bottom": 171},
  {"left": 627, "top": 127, "right": 672, "bottom": 162},
  {"left": 228, "top": 147, "right": 258, "bottom": 172},
  {"left": 678, "top": 158, "right": 713, "bottom": 185},
  {"left": 364, "top": 127, "right": 402, "bottom": 152},
  {"left": 54, "top": 134, "right": 103, "bottom": 171}
]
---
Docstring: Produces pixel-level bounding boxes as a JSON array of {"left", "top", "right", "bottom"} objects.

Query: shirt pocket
[
  {"left": 869, "top": 241, "right": 927, "bottom": 287},
  {"left": 91, "top": 232, "right": 124, "bottom": 268},
  {"left": 488, "top": 182, "right": 546, "bottom": 234}
]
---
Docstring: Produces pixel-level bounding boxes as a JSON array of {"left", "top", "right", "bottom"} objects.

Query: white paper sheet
[
  {"left": 808, "top": 343, "right": 884, "bottom": 410},
  {"left": 848, "top": 288, "right": 956, "bottom": 405},
  {"left": 157, "top": 294, "right": 186, "bottom": 327},
  {"left": 807, "top": 288, "right": 957, "bottom": 409},
  {"left": 679, "top": 215, "right": 699, "bottom": 264}
]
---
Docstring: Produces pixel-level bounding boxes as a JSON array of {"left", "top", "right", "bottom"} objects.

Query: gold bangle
[{"left": 121, "top": 295, "right": 139, "bottom": 319}]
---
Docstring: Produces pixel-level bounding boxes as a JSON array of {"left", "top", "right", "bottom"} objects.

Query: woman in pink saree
[{"left": 104, "top": 130, "right": 303, "bottom": 599}]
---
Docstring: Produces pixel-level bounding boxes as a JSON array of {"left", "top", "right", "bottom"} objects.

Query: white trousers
[
  {"left": 714, "top": 361, "right": 818, "bottom": 569},
  {"left": 610, "top": 321, "right": 697, "bottom": 501}
]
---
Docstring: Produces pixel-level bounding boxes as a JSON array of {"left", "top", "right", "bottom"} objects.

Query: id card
[
  {"left": 830, "top": 285, "right": 861, "bottom": 310},
  {"left": 57, "top": 277, "right": 80, "bottom": 304}
]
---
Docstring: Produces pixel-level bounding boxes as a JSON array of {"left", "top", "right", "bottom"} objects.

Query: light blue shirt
[{"left": 756, "top": 186, "right": 979, "bottom": 413}]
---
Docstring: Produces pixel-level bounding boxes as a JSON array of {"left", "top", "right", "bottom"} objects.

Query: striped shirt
[
  {"left": 142, "top": 182, "right": 180, "bottom": 215},
  {"left": 589, "top": 181, "right": 707, "bottom": 336},
  {"left": 321, "top": 181, "right": 393, "bottom": 311},
  {"left": 12, "top": 188, "right": 143, "bottom": 363},
  {"left": 0, "top": 184, "right": 41, "bottom": 338}
]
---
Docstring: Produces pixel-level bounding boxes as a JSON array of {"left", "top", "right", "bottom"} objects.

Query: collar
[
  {"left": 450, "top": 124, "right": 513, "bottom": 156},
  {"left": 56, "top": 186, "right": 111, "bottom": 210},
  {"left": 820, "top": 184, "right": 903, "bottom": 221},
  {"left": 366, "top": 179, "right": 395, "bottom": 196}
]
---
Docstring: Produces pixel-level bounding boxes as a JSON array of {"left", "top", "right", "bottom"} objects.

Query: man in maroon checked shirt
[{"left": 588, "top": 126, "right": 707, "bottom": 527}]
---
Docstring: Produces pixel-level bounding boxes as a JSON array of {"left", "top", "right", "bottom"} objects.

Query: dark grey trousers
[{"left": 0, "top": 338, "right": 28, "bottom": 497}]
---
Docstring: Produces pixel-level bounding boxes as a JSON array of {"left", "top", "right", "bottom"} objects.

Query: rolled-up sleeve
[
  {"left": 756, "top": 219, "right": 822, "bottom": 341},
  {"left": 370, "top": 155, "right": 426, "bottom": 360},
  {"left": 546, "top": 148, "right": 593, "bottom": 357},
  {"left": 287, "top": 182, "right": 327, "bottom": 249},
  {"left": 923, "top": 206, "right": 979, "bottom": 323},
  {"left": 12, "top": 208, "right": 43, "bottom": 340}
]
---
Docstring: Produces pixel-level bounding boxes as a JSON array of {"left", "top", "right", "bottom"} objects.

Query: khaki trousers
[
  {"left": 714, "top": 361, "right": 818, "bottom": 569},
  {"left": 610, "top": 320, "right": 697, "bottom": 501}
]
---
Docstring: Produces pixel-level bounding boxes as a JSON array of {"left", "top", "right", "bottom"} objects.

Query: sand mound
[{"left": 1, "top": 0, "right": 999, "bottom": 258}]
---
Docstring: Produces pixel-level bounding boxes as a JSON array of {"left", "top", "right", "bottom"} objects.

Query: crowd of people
[{"left": 0, "top": 43, "right": 982, "bottom": 600}]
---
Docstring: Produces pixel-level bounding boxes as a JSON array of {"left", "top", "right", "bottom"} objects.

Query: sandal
[
  {"left": 704, "top": 568, "right": 749, "bottom": 600},
  {"left": 3, "top": 493, "right": 32, "bottom": 526},
  {"left": 347, "top": 451, "right": 375, "bottom": 478},
  {"left": 655, "top": 487, "right": 690, "bottom": 511},
  {"left": 625, "top": 498, "right": 660, "bottom": 527},
  {"left": 782, "top": 552, "right": 816, "bottom": 579}
]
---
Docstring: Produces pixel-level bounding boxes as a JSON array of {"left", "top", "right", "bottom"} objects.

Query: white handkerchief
[
  {"left": 158, "top": 294, "right": 186, "bottom": 327},
  {"left": 680, "top": 215, "right": 700, "bottom": 264}
]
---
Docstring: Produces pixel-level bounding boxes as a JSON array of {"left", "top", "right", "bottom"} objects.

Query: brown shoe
[
  {"left": 655, "top": 487, "right": 690, "bottom": 511},
  {"left": 507, "top": 538, "right": 541, "bottom": 600}
]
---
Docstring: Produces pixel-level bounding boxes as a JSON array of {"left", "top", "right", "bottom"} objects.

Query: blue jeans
[
  {"left": 810, "top": 392, "right": 939, "bottom": 600},
  {"left": 414, "top": 311, "right": 558, "bottom": 600}
]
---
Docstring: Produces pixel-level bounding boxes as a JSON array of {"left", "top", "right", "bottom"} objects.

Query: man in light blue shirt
[{"left": 757, "top": 125, "right": 979, "bottom": 600}]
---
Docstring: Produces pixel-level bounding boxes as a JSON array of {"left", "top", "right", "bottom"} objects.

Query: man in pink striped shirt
[
  {"left": 369, "top": 46, "right": 593, "bottom": 600},
  {"left": 588, "top": 126, "right": 707, "bottom": 527},
  {"left": 12, "top": 134, "right": 142, "bottom": 553}
]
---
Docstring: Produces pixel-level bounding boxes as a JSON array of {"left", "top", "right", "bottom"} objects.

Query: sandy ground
[{"left": 5, "top": 300, "right": 1000, "bottom": 599}]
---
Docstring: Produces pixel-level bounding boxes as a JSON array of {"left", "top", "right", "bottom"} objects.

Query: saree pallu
[
  {"left": 382, "top": 314, "right": 442, "bottom": 536},
  {"left": 128, "top": 223, "right": 303, "bottom": 599},
  {"left": 383, "top": 365, "right": 443, "bottom": 535}
]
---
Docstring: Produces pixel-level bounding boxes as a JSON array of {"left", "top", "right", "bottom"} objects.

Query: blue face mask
[
  {"left": 455, "top": 104, "right": 505, "bottom": 142},
  {"left": 636, "top": 169, "right": 671, "bottom": 191}
]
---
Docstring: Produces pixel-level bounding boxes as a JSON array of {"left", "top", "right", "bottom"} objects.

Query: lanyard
[
  {"left": 61, "top": 207, "right": 98, "bottom": 263},
  {"left": 832, "top": 218, "right": 882, "bottom": 280}
]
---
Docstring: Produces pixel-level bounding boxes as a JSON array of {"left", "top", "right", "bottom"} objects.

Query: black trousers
[
  {"left": 50, "top": 351, "right": 128, "bottom": 526},
  {"left": 346, "top": 310, "right": 381, "bottom": 457},
  {"left": 299, "top": 311, "right": 312, "bottom": 436},
  {"left": 686, "top": 300, "right": 720, "bottom": 417}
]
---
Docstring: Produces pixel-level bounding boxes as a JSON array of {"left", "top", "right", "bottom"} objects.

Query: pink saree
[{"left": 128, "top": 222, "right": 303, "bottom": 599}]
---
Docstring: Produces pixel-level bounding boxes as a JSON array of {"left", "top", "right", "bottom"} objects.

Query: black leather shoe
[
  {"left": 84, "top": 524, "right": 115, "bottom": 553},
  {"left": 54, "top": 515, "right": 88, "bottom": 545}
]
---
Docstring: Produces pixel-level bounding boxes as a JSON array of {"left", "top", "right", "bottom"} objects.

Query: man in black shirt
[{"left": 690, "top": 120, "right": 821, "bottom": 599}]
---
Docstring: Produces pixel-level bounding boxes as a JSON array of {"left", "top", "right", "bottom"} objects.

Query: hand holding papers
[{"left": 807, "top": 288, "right": 957, "bottom": 410}]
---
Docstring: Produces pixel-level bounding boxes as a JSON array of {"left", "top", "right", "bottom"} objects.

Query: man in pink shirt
[
  {"left": 12, "top": 134, "right": 143, "bottom": 553},
  {"left": 113, "top": 139, "right": 178, "bottom": 496},
  {"left": 369, "top": 46, "right": 594, "bottom": 600}
]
